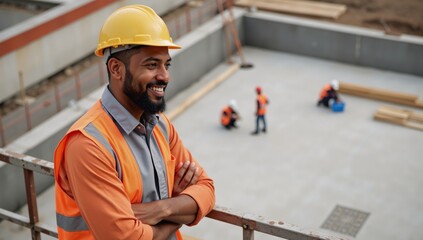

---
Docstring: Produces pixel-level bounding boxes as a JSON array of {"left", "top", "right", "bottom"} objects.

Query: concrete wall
[
  {"left": 243, "top": 11, "right": 423, "bottom": 76},
  {"left": 0, "top": 0, "right": 187, "bottom": 103},
  {"left": 0, "top": 8, "right": 245, "bottom": 212}
]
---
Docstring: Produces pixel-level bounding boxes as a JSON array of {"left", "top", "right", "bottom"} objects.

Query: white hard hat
[
  {"left": 228, "top": 99, "right": 238, "bottom": 111},
  {"left": 330, "top": 79, "right": 339, "bottom": 91}
]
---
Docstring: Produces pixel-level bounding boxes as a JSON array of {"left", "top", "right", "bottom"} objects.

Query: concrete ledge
[{"left": 243, "top": 11, "right": 423, "bottom": 76}]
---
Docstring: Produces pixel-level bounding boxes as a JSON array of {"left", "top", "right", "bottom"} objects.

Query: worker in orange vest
[
  {"left": 252, "top": 86, "right": 269, "bottom": 135},
  {"left": 221, "top": 99, "right": 240, "bottom": 129},
  {"left": 317, "top": 80, "right": 340, "bottom": 108},
  {"left": 54, "top": 5, "right": 215, "bottom": 240}
]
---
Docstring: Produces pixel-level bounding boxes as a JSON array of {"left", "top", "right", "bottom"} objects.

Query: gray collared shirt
[{"left": 100, "top": 87, "right": 169, "bottom": 202}]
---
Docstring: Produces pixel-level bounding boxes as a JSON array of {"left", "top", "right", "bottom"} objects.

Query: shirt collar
[{"left": 100, "top": 86, "right": 159, "bottom": 135}]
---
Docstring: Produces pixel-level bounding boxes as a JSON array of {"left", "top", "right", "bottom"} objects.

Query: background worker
[
  {"left": 54, "top": 5, "right": 215, "bottom": 240},
  {"left": 252, "top": 86, "right": 269, "bottom": 135},
  {"left": 317, "top": 79, "right": 340, "bottom": 108},
  {"left": 221, "top": 99, "right": 240, "bottom": 129}
]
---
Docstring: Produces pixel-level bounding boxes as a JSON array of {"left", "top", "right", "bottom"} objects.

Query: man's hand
[
  {"left": 173, "top": 161, "right": 199, "bottom": 196},
  {"left": 152, "top": 221, "right": 181, "bottom": 240},
  {"left": 131, "top": 201, "right": 169, "bottom": 225}
]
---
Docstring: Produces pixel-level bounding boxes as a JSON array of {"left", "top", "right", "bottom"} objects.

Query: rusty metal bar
[
  {"left": 207, "top": 206, "right": 345, "bottom": 240},
  {"left": 34, "top": 222, "right": 59, "bottom": 238},
  {"left": 243, "top": 223, "right": 255, "bottom": 240},
  {"left": 24, "top": 169, "right": 41, "bottom": 240},
  {"left": 0, "top": 150, "right": 346, "bottom": 240},
  {"left": 0, "top": 208, "right": 31, "bottom": 227},
  {"left": 0, "top": 148, "right": 54, "bottom": 176}
]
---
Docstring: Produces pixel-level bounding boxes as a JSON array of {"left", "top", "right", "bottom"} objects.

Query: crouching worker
[
  {"left": 317, "top": 79, "right": 341, "bottom": 108},
  {"left": 221, "top": 99, "right": 240, "bottom": 129},
  {"left": 54, "top": 5, "right": 215, "bottom": 240}
]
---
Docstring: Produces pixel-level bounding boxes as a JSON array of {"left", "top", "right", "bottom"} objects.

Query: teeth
[{"left": 151, "top": 86, "right": 164, "bottom": 92}]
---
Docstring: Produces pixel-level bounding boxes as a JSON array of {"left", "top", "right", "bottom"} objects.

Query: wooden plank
[
  {"left": 340, "top": 90, "right": 422, "bottom": 107},
  {"left": 374, "top": 112, "right": 406, "bottom": 125},
  {"left": 404, "top": 121, "right": 423, "bottom": 131},
  {"left": 410, "top": 112, "right": 423, "bottom": 123},
  {"left": 379, "top": 105, "right": 423, "bottom": 123},
  {"left": 339, "top": 82, "right": 423, "bottom": 109},
  {"left": 235, "top": 0, "right": 346, "bottom": 19},
  {"left": 374, "top": 106, "right": 423, "bottom": 131},
  {"left": 263, "top": 0, "right": 346, "bottom": 12},
  {"left": 377, "top": 107, "right": 409, "bottom": 120},
  {"left": 339, "top": 82, "right": 418, "bottom": 102}
]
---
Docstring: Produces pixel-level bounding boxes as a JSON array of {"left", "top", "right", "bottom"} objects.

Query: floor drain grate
[{"left": 321, "top": 205, "right": 370, "bottom": 237}]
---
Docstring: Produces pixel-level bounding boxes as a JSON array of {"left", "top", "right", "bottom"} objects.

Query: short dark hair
[{"left": 106, "top": 46, "right": 143, "bottom": 79}]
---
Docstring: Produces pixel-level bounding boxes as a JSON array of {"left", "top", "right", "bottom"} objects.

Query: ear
[{"left": 107, "top": 58, "right": 125, "bottom": 81}]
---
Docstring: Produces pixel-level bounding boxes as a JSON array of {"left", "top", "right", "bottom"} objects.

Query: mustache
[{"left": 147, "top": 80, "right": 167, "bottom": 88}]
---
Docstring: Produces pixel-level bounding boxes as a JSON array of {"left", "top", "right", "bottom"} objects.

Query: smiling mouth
[{"left": 149, "top": 85, "right": 166, "bottom": 98}]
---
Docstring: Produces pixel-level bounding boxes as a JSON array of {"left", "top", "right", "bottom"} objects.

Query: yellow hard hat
[{"left": 95, "top": 5, "right": 181, "bottom": 57}]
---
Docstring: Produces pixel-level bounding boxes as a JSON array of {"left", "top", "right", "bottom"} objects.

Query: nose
[{"left": 156, "top": 64, "right": 170, "bottom": 83}]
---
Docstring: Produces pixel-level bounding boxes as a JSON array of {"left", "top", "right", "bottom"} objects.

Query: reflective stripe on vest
[
  {"left": 85, "top": 122, "right": 122, "bottom": 180},
  {"left": 56, "top": 213, "right": 89, "bottom": 232}
]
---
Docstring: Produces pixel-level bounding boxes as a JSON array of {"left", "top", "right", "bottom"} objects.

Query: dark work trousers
[
  {"left": 255, "top": 115, "right": 267, "bottom": 133},
  {"left": 318, "top": 96, "right": 332, "bottom": 108},
  {"left": 224, "top": 118, "right": 237, "bottom": 129}
]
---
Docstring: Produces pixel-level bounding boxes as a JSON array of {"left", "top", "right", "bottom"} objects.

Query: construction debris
[
  {"left": 374, "top": 105, "right": 423, "bottom": 131},
  {"left": 235, "top": 0, "right": 347, "bottom": 19},
  {"left": 339, "top": 81, "right": 423, "bottom": 109}
]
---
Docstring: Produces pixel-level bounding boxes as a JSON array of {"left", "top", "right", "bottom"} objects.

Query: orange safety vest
[
  {"left": 319, "top": 84, "right": 332, "bottom": 99},
  {"left": 54, "top": 101, "right": 182, "bottom": 240},
  {"left": 221, "top": 106, "right": 232, "bottom": 126},
  {"left": 257, "top": 94, "right": 267, "bottom": 116}
]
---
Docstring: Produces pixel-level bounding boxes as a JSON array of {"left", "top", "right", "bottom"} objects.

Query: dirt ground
[{"left": 308, "top": 0, "right": 423, "bottom": 36}]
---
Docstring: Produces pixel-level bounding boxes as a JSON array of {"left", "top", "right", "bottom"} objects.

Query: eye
[
  {"left": 165, "top": 62, "right": 171, "bottom": 70},
  {"left": 144, "top": 62, "right": 158, "bottom": 69}
]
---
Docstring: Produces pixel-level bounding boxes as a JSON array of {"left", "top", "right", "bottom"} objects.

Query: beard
[{"left": 123, "top": 68, "right": 166, "bottom": 114}]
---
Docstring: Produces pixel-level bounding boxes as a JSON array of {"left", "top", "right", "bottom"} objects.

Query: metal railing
[{"left": 0, "top": 149, "right": 344, "bottom": 240}]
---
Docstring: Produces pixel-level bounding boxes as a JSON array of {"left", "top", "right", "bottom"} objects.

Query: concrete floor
[{"left": 1, "top": 46, "right": 423, "bottom": 240}]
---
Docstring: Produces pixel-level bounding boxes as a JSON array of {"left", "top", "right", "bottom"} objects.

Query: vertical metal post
[
  {"left": 24, "top": 169, "right": 41, "bottom": 240},
  {"left": 242, "top": 224, "right": 254, "bottom": 240},
  {"left": 216, "top": 0, "right": 234, "bottom": 63}
]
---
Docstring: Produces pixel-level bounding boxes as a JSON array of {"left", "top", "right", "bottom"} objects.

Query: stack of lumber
[
  {"left": 235, "top": 0, "right": 347, "bottom": 19},
  {"left": 374, "top": 106, "right": 423, "bottom": 131},
  {"left": 339, "top": 81, "right": 423, "bottom": 109}
]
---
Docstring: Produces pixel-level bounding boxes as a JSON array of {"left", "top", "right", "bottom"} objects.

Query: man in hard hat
[
  {"left": 251, "top": 86, "right": 269, "bottom": 135},
  {"left": 221, "top": 99, "right": 240, "bottom": 129},
  {"left": 54, "top": 5, "right": 215, "bottom": 240},
  {"left": 317, "top": 80, "right": 340, "bottom": 108}
]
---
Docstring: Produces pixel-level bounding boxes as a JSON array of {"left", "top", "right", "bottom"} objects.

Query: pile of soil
[{"left": 308, "top": 0, "right": 423, "bottom": 36}]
